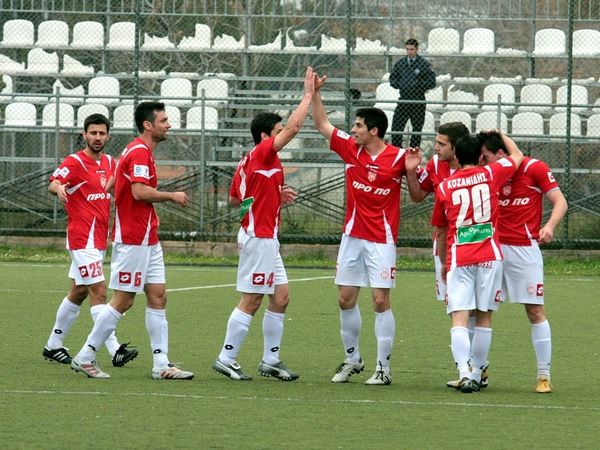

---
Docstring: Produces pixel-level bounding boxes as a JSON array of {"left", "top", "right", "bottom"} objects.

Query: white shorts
[
  {"left": 236, "top": 228, "right": 288, "bottom": 295},
  {"left": 335, "top": 234, "right": 397, "bottom": 289},
  {"left": 501, "top": 243, "right": 545, "bottom": 305},
  {"left": 446, "top": 260, "right": 503, "bottom": 315},
  {"left": 433, "top": 238, "right": 446, "bottom": 301},
  {"left": 68, "top": 249, "right": 105, "bottom": 286},
  {"left": 109, "top": 242, "right": 166, "bottom": 293}
]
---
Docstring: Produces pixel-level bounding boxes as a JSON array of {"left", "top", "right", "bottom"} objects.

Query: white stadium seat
[
  {"left": 186, "top": 106, "right": 219, "bottom": 130},
  {"left": 5, "top": 102, "right": 37, "bottom": 126},
  {"left": 52, "top": 80, "right": 85, "bottom": 105},
  {"left": 427, "top": 28, "right": 459, "bottom": 54},
  {"left": 36, "top": 20, "right": 69, "bottom": 48},
  {"left": 475, "top": 111, "right": 508, "bottom": 131},
  {"left": 107, "top": 22, "right": 135, "bottom": 50},
  {"left": 549, "top": 112, "right": 581, "bottom": 136},
  {"left": 165, "top": 105, "right": 181, "bottom": 129},
  {"left": 440, "top": 111, "right": 472, "bottom": 131},
  {"left": 446, "top": 86, "right": 479, "bottom": 111},
  {"left": 196, "top": 78, "right": 229, "bottom": 107},
  {"left": 555, "top": 85, "right": 589, "bottom": 114},
  {"left": 161, "top": 78, "right": 193, "bottom": 106},
  {"left": 462, "top": 28, "right": 495, "bottom": 55},
  {"left": 26, "top": 48, "right": 59, "bottom": 75},
  {"left": 586, "top": 114, "right": 600, "bottom": 137},
  {"left": 373, "top": 82, "right": 398, "bottom": 111},
  {"left": 71, "top": 21, "right": 104, "bottom": 49},
  {"left": 425, "top": 86, "right": 444, "bottom": 111},
  {"left": 519, "top": 84, "right": 553, "bottom": 113},
  {"left": 42, "top": 103, "right": 75, "bottom": 127},
  {"left": 511, "top": 112, "right": 545, "bottom": 136},
  {"left": 1, "top": 19, "right": 34, "bottom": 47},
  {"left": 87, "top": 76, "right": 120, "bottom": 106},
  {"left": 178, "top": 23, "right": 212, "bottom": 50},
  {"left": 112, "top": 104, "right": 134, "bottom": 129},
  {"left": 482, "top": 83, "right": 516, "bottom": 113},
  {"left": 573, "top": 29, "right": 600, "bottom": 57},
  {"left": 533, "top": 29, "right": 566, "bottom": 56},
  {"left": 77, "top": 104, "right": 109, "bottom": 128}
]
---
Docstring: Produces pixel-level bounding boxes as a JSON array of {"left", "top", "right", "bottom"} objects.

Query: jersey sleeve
[
  {"left": 417, "top": 159, "right": 435, "bottom": 193},
  {"left": 128, "top": 148, "right": 154, "bottom": 185},
  {"left": 50, "top": 156, "right": 78, "bottom": 184},
  {"left": 490, "top": 157, "right": 517, "bottom": 188},
  {"left": 229, "top": 169, "right": 241, "bottom": 199},
  {"left": 430, "top": 189, "right": 448, "bottom": 227},
  {"left": 329, "top": 128, "right": 354, "bottom": 160},
  {"left": 530, "top": 160, "right": 560, "bottom": 194}
]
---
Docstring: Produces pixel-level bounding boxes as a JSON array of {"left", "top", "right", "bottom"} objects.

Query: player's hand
[
  {"left": 56, "top": 182, "right": 69, "bottom": 203},
  {"left": 405, "top": 147, "right": 422, "bottom": 171},
  {"left": 538, "top": 225, "right": 554, "bottom": 244},
  {"left": 304, "top": 66, "right": 315, "bottom": 96},
  {"left": 315, "top": 72, "right": 327, "bottom": 92},
  {"left": 171, "top": 191, "right": 188, "bottom": 207},
  {"left": 281, "top": 185, "right": 298, "bottom": 205}
]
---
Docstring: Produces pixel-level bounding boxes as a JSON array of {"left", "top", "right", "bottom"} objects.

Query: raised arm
[
  {"left": 311, "top": 72, "right": 335, "bottom": 141},
  {"left": 405, "top": 148, "right": 429, "bottom": 202},
  {"left": 273, "top": 66, "right": 315, "bottom": 152},
  {"left": 500, "top": 131, "right": 524, "bottom": 169}
]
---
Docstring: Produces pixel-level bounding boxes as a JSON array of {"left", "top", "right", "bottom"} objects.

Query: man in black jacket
[{"left": 389, "top": 38, "right": 436, "bottom": 148}]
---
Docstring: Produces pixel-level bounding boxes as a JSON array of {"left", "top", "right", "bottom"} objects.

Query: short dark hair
[
  {"left": 405, "top": 38, "right": 419, "bottom": 47},
  {"left": 454, "top": 136, "right": 482, "bottom": 167},
  {"left": 135, "top": 101, "right": 165, "bottom": 133},
  {"left": 83, "top": 113, "right": 110, "bottom": 133},
  {"left": 478, "top": 130, "right": 506, "bottom": 154},
  {"left": 437, "top": 122, "right": 470, "bottom": 148},
  {"left": 250, "top": 112, "right": 282, "bottom": 145},
  {"left": 356, "top": 107, "right": 388, "bottom": 139}
]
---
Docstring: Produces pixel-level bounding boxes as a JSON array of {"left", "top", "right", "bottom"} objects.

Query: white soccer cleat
[
  {"left": 71, "top": 357, "right": 111, "bottom": 379},
  {"left": 364, "top": 363, "right": 392, "bottom": 385},
  {"left": 151, "top": 363, "right": 194, "bottom": 380},
  {"left": 331, "top": 358, "right": 365, "bottom": 383}
]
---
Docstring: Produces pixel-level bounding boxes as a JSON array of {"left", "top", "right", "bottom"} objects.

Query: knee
[
  {"left": 70, "top": 285, "right": 89, "bottom": 303},
  {"left": 272, "top": 292, "right": 289, "bottom": 312},
  {"left": 372, "top": 297, "right": 390, "bottom": 313},
  {"left": 526, "top": 305, "right": 546, "bottom": 324}
]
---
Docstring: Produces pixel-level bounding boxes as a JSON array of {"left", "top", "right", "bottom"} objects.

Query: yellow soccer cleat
[{"left": 534, "top": 376, "right": 552, "bottom": 393}]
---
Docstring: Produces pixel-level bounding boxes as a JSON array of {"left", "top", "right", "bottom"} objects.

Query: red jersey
[
  {"left": 112, "top": 137, "right": 159, "bottom": 246},
  {"left": 330, "top": 129, "right": 407, "bottom": 244},
  {"left": 230, "top": 136, "right": 283, "bottom": 238},
  {"left": 418, "top": 155, "right": 457, "bottom": 194},
  {"left": 50, "top": 150, "right": 114, "bottom": 250},
  {"left": 498, "top": 156, "right": 560, "bottom": 246},
  {"left": 431, "top": 158, "right": 517, "bottom": 270}
]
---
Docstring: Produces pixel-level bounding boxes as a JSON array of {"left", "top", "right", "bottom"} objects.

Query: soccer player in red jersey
[
  {"left": 212, "top": 67, "right": 315, "bottom": 381},
  {"left": 43, "top": 114, "right": 138, "bottom": 368},
  {"left": 71, "top": 102, "right": 192, "bottom": 379},
  {"left": 432, "top": 132, "right": 523, "bottom": 392},
  {"left": 479, "top": 130, "right": 567, "bottom": 393},
  {"left": 312, "top": 71, "right": 415, "bottom": 385}
]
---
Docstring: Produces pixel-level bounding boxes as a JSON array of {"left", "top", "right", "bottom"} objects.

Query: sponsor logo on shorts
[
  {"left": 536, "top": 284, "right": 544, "bottom": 296},
  {"left": 252, "top": 273, "right": 265, "bottom": 285},
  {"left": 119, "top": 271, "right": 131, "bottom": 284},
  {"left": 381, "top": 270, "right": 389, "bottom": 280},
  {"left": 494, "top": 289, "right": 501, "bottom": 303},
  {"left": 79, "top": 265, "right": 89, "bottom": 278},
  {"left": 390, "top": 267, "right": 396, "bottom": 279},
  {"left": 528, "top": 283, "right": 535, "bottom": 295}
]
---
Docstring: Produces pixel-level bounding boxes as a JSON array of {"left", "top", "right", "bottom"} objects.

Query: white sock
[
  {"left": 374, "top": 309, "right": 395, "bottom": 370},
  {"left": 471, "top": 327, "right": 493, "bottom": 382},
  {"left": 262, "top": 309, "right": 284, "bottom": 365},
  {"left": 532, "top": 320, "right": 552, "bottom": 378},
  {"left": 450, "top": 326, "right": 471, "bottom": 379},
  {"left": 340, "top": 306, "right": 362, "bottom": 364},
  {"left": 90, "top": 304, "right": 120, "bottom": 357},
  {"left": 218, "top": 307, "right": 253, "bottom": 365},
  {"left": 47, "top": 297, "right": 80, "bottom": 349},
  {"left": 77, "top": 305, "right": 122, "bottom": 362},
  {"left": 146, "top": 308, "right": 169, "bottom": 369}
]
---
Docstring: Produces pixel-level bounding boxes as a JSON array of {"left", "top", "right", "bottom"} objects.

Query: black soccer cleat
[
  {"left": 43, "top": 346, "right": 72, "bottom": 364},
  {"left": 112, "top": 342, "right": 139, "bottom": 367}
]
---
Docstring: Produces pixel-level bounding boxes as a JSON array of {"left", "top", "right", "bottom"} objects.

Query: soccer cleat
[
  {"left": 43, "top": 346, "right": 72, "bottom": 364},
  {"left": 112, "top": 342, "right": 139, "bottom": 367},
  {"left": 459, "top": 377, "right": 480, "bottom": 393},
  {"left": 480, "top": 362, "right": 489, "bottom": 388},
  {"left": 212, "top": 359, "right": 252, "bottom": 381},
  {"left": 446, "top": 378, "right": 462, "bottom": 389},
  {"left": 331, "top": 359, "right": 365, "bottom": 383},
  {"left": 71, "top": 357, "right": 111, "bottom": 378},
  {"left": 151, "top": 364, "right": 194, "bottom": 380},
  {"left": 258, "top": 360, "right": 299, "bottom": 381},
  {"left": 534, "top": 376, "right": 552, "bottom": 393},
  {"left": 364, "top": 363, "right": 392, "bottom": 385}
]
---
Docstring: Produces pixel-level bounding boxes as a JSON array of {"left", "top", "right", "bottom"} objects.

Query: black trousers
[{"left": 391, "top": 101, "right": 426, "bottom": 148}]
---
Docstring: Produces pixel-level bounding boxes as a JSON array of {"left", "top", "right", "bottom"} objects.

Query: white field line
[
  {"left": 167, "top": 275, "right": 334, "bottom": 292},
  {"left": 3, "top": 389, "right": 599, "bottom": 412}
]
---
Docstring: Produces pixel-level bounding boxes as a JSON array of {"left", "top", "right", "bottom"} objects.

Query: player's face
[
  {"left": 405, "top": 45, "right": 418, "bottom": 58},
  {"left": 148, "top": 110, "right": 171, "bottom": 142},
  {"left": 434, "top": 133, "right": 454, "bottom": 161},
  {"left": 83, "top": 124, "right": 109, "bottom": 153},
  {"left": 480, "top": 146, "right": 501, "bottom": 165},
  {"left": 351, "top": 117, "right": 374, "bottom": 145}
]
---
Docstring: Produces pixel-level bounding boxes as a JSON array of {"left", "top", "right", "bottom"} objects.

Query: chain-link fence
[{"left": 1, "top": 0, "right": 599, "bottom": 247}]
